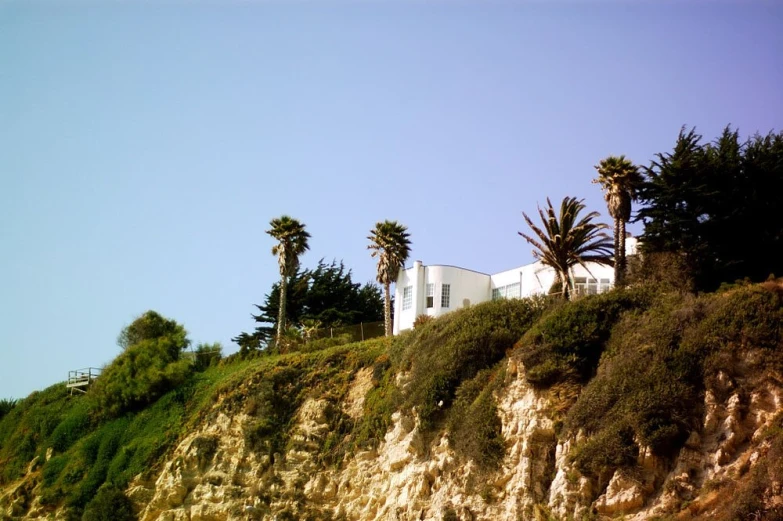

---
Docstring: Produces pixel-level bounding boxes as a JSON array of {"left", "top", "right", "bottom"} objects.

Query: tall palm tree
[
  {"left": 593, "top": 155, "right": 644, "bottom": 287},
  {"left": 519, "top": 197, "right": 613, "bottom": 300},
  {"left": 267, "top": 215, "right": 311, "bottom": 344},
  {"left": 368, "top": 220, "right": 412, "bottom": 337}
]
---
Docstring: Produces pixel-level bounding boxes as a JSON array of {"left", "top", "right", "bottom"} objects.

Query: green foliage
[
  {"left": 638, "top": 126, "right": 783, "bottom": 291},
  {"left": 0, "top": 384, "right": 72, "bottom": 484},
  {"left": 235, "top": 260, "right": 385, "bottom": 351},
  {"left": 565, "top": 285, "right": 783, "bottom": 478},
  {"left": 117, "top": 310, "right": 189, "bottom": 352},
  {"left": 81, "top": 485, "right": 135, "bottom": 521},
  {"left": 352, "top": 352, "right": 402, "bottom": 449},
  {"left": 447, "top": 366, "right": 506, "bottom": 467},
  {"left": 517, "top": 288, "right": 652, "bottom": 386},
  {"left": 403, "top": 298, "right": 546, "bottom": 430},
  {"left": 193, "top": 342, "right": 223, "bottom": 372},
  {"left": 49, "top": 400, "right": 92, "bottom": 452},
  {"left": 90, "top": 312, "right": 191, "bottom": 418},
  {"left": 0, "top": 398, "right": 17, "bottom": 421},
  {"left": 89, "top": 337, "right": 192, "bottom": 418}
]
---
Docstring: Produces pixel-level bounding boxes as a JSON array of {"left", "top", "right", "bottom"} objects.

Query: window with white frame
[
  {"left": 573, "top": 277, "right": 587, "bottom": 296},
  {"left": 402, "top": 286, "right": 413, "bottom": 310},
  {"left": 426, "top": 283, "right": 435, "bottom": 308},
  {"left": 492, "top": 283, "right": 521, "bottom": 300},
  {"left": 441, "top": 284, "right": 451, "bottom": 308},
  {"left": 599, "top": 278, "right": 611, "bottom": 293}
]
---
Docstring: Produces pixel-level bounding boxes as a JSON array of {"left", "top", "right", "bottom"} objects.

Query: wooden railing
[{"left": 66, "top": 367, "right": 101, "bottom": 395}]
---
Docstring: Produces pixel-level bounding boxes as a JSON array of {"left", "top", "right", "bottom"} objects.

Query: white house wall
[
  {"left": 393, "top": 236, "right": 638, "bottom": 334},
  {"left": 393, "top": 263, "right": 491, "bottom": 334}
]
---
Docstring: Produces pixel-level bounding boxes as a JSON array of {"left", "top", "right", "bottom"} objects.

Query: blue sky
[{"left": 1, "top": 1, "right": 781, "bottom": 399}]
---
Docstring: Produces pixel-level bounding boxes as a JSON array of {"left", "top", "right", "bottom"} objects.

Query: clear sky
[{"left": 1, "top": 1, "right": 781, "bottom": 399}]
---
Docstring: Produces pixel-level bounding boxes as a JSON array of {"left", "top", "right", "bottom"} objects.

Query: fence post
[{"left": 360, "top": 322, "right": 364, "bottom": 341}]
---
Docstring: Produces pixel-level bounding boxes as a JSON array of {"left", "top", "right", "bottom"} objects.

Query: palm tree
[
  {"left": 593, "top": 155, "right": 644, "bottom": 287},
  {"left": 519, "top": 197, "right": 613, "bottom": 300},
  {"left": 368, "top": 220, "right": 412, "bottom": 337},
  {"left": 267, "top": 215, "right": 311, "bottom": 344}
]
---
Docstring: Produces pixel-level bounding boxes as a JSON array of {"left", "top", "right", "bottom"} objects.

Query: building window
[
  {"left": 492, "top": 283, "right": 521, "bottom": 300},
  {"left": 573, "top": 277, "right": 587, "bottom": 296},
  {"left": 599, "top": 278, "right": 611, "bottom": 293},
  {"left": 402, "top": 286, "right": 413, "bottom": 310},
  {"left": 426, "top": 283, "right": 435, "bottom": 308},
  {"left": 587, "top": 278, "right": 598, "bottom": 295},
  {"left": 441, "top": 284, "right": 450, "bottom": 308}
]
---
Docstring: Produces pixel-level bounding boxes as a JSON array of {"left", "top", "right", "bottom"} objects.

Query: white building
[{"left": 392, "top": 237, "right": 638, "bottom": 334}]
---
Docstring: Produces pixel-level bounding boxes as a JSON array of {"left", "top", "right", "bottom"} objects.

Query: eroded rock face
[{"left": 4, "top": 356, "right": 781, "bottom": 520}]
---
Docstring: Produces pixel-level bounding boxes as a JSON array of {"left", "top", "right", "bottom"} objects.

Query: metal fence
[{"left": 307, "top": 321, "right": 385, "bottom": 343}]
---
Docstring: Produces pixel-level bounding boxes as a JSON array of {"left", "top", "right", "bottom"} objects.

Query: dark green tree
[
  {"left": 234, "top": 260, "right": 384, "bottom": 352},
  {"left": 637, "top": 126, "right": 783, "bottom": 291}
]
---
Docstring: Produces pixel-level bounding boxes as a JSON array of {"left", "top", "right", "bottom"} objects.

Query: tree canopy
[
  {"left": 637, "top": 126, "right": 783, "bottom": 291},
  {"left": 233, "top": 259, "right": 384, "bottom": 353}
]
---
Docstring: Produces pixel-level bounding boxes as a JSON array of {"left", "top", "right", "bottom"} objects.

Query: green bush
[
  {"left": 447, "top": 366, "right": 505, "bottom": 467},
  {"left": 566, "top": 285, "right": 783, "bottom": 478},
  {"left": 50, "top": 401, "right": 92, "bottom": 452},
  {"left": 81, "top": 484, "right": 135, "bottom": 521},
  {"left": 193, "top": 342, "right": 223, "bottom": 372},
  {"left": 89, "top": 336, "right": 192, "bottom": 418},
  {"left": 117, "top": 310, "right": 189, "bottom": 352},
  {"left": 516, "top": 288, "right": 652, "bottom": 387},
  {"left": 403, "top": 298, "right": 547, "bottom": 430},
  {"left": 0, "top": 398, "right": 18, "bottom": 422}
]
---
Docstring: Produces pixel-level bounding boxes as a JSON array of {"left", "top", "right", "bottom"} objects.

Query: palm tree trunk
[
  {"left": 384, "top": 282, "right": 392, "bottom": 337},
  {"left": 614, "top": 217, "right": 622, "bottom": 288},
  {"left": 617, "top": 219, "right": 627, "bottom": 287},
  {"left": 561, "top": 272, "right": 571, "bottom": 301},
  {"left": 277, "top": 275, "right": 287, "bottom": 345}
]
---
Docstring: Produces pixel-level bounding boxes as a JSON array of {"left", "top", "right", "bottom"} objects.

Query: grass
[{"left": 0, "top": 338, "right": 388, "bottom": 518}]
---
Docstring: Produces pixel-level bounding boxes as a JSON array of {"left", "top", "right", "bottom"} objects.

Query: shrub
[
  {"left": 447, "top": 366, "right": 505, "bottom": 467},
  {"left": 412, "top": 314, "right": 434, "bottom": 329},
  {"left": 516, "top": 288, "right": 652, "bottom": 387},
  {"left": 117, "top": 310, "right": 189, "bottom": 352},
  {"left": 0, "top": 398, "right": 17, "bottom": 421},
  {"left": 49, "top": 402, "right": 92, "bottom": 452},
  {"left": 403, "top": 298, "right": 546, "bottom": 430},
  {"left": 81, "top": 484, "right": 135, "bottom": 521},
  {"left": 565, "top": 284, "right": 783, "bottom": 478},
  {"left": 193, "top": 343, "right": 223, "bottom": 372},
  {"left": 89, "top": 335, "right": 192, "bottom": 418}
]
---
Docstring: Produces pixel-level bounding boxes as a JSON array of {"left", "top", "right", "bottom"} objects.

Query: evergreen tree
[{"left": 637, "top": 126, "right": 783, "bottom": 291}]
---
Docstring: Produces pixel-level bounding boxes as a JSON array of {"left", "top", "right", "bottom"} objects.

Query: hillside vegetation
[{"left": 2, "top": 282, "right": 782, "bottom": 520}]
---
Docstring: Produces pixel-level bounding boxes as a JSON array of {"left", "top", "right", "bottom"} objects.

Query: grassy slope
[{"left": 1, "top": 283, "right": 782, "bottom": 520}]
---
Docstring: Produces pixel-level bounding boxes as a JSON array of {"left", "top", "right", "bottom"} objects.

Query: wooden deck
[{"left": 66, "top": 368, "right": 101, "bottom": 395}]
